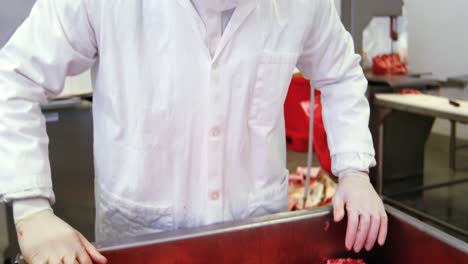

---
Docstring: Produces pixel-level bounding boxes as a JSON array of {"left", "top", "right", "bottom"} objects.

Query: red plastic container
[
  {"left": 284, "top": 74, "right": 311, "bottom": 152},
  {"left": 284, "top": 74, "right": 333, "bottom": 175}
]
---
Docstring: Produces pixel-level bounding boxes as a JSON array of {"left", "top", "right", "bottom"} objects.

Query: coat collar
[
  {"left": 212, "top": 0, "right": 257, "bottom": 62},
  {"left": 177, "top": 0, "right": 258, "bottom": 63}
]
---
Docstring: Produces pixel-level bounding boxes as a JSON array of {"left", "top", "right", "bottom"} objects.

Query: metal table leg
[
  {"left": 376, "top": 107, "right": 391, "bottom": 195},
  {"left": 376, "top": 109, "right": 384, "bottom": 195},
  {"left": 450, "top": 120, "right": 457, "bottom": 170}
]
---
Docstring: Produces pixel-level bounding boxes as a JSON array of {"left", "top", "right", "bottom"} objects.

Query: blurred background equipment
[{"left": 340, "top": 0, "right": 403, "bottom": 56}]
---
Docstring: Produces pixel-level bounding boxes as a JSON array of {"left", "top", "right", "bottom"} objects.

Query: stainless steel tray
[{"left": 95, "top": 205, "right": 468, "bottom": 263}]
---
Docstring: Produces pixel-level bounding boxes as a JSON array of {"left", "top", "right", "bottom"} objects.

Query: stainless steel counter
[{"left": 96, "top": 205, "right": 468, "bottom": 263}]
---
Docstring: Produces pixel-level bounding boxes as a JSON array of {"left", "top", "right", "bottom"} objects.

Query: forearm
[
  {"left": 0, "top": 0, "right": 96, "bottom": 205},
  {"left": 319, "top": 66, "right": 376, "bottom": 176},
  {"left": 0, "top": 50, "right": 55, "bottom": 204},
  {"left": 296, "top": 0, "right": 376, "bottom": 177}
]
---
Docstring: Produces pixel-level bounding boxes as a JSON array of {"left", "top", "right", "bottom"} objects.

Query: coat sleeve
[
  {"left": 296, "top": 0, "right": 376, "bottom": 176},
  {"left": 0, "top": 0, "right": 97, "bottom": 203}
]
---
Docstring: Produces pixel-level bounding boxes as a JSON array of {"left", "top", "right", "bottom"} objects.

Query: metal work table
[
  {"left": 15, "top": 205, "right": 468, "bottom": 264},
  {"left": 367, "top": 75, "right": 439, "bottom": 202},
  {"left": 15, "top": 205, "right": 467, "bottom": 263},
  {"left": 79, "top": 206, "right": 468, "bottom": 263},
  {"left": 366, "top": 73, "right": 440, "bottom": 90},
  {"left": 374, "top": 93, "right": 468, "bottom": 239},
  {"left": 375, "top": 93, "right": 468, "bottom": 181},
  {"left": 374, "top": 94, "right": 468, "bottom": 123}
]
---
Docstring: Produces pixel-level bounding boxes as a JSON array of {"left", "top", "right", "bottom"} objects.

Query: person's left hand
[{"left": 332, "top": 171, "right": 388, "bottom": 252}]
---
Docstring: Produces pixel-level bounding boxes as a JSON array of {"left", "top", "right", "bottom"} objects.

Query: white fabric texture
[
  {"left": 13, "top": 198, "right": 51, "bottom": 223},
  {"left": 194, "top": 0, "right": 239, "bottom": 12},
  {"left": 333, "top": 153, "right": 376, "bottom": 177},
  {"left": 0, "top": 0, "right": 375, "bottom": 241},
  {"left": 191, "top": 0, "right": 236, "bottom": 55}
]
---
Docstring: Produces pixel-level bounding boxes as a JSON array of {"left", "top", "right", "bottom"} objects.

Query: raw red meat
[
  {"left": 325, "top": 258, "right": 366, "bottom": 264},
  {"left": 399, "top": 88, "right": 422, "bottom": 95},
  {"left": 288, "top": 167, "right": 337, "bottom": 211},
  {"left": 372, "top": 53, "right": 408, "bottom": 75}
]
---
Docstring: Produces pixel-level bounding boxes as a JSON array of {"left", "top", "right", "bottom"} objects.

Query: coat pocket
[
  {"left": 250, "top": 51, "right": 299, "bottom": 127},
  {"left": 95, "top": 186, "right": 174, "bottom": 242},
  {"left": 244, "top": 171, "right": 289, "bottom": 218}
]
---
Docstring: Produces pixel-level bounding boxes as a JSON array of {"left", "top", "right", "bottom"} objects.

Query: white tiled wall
[{"left": 405, "top": 0, "right": 468, "bottom": 80}]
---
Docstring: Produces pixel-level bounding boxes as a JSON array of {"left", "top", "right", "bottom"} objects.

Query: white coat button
[
  {"left": 210, "top": 191, "right": 220, "bottom": 201},
  {"left": 211, "top": 127, "right": 221, "bottom": 137}
]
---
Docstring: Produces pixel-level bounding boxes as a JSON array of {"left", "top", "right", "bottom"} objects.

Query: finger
[
  {"left": 365, "top": 215, "right": 381, "bottom": 251},
  {"left": 28, "top": 255, "right": 47, "bottom": 264},
  {"left": 48, "top": 250, "right": 70, "bottom": 264},
  {"left": 353, "top": 214, "right": 371, "bottom": 253},
  {"left": 333, "top": 196, "right": 345, "bottom": 222},
  {"left": 47, "top": 257, "right": 63, "bottom": 264},
  {"left": 77, "top": 248, "right": 93, "bottom": 264},
  {"left": 345, "top": 210, "right": 359, "bottom": 251},
  {"left": 378, "top": 212, "right": 388, "bottom": 246},
  {"left": 63, "top": 254, "right": 78, "bottom": 264},
  {"left": 78, "top": 232, "right": 108, "bottom": 264}
]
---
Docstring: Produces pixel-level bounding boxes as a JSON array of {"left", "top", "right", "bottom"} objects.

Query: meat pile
[
  {"left": 372, "top": 53, "right": 408, "bottom": 75},
  {"left": 325, "top": 258, "right": 366, "bottom": 264},
  {"left": 288, "top": 167, "right": 337, "bottom": 211}
]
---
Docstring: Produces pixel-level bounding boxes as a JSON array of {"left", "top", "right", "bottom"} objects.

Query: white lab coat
[{"left": 0, "top": 0, "right": 375, "bottom": 241}]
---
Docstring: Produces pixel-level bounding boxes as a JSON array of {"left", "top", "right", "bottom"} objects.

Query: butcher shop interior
[{"left": 1, "top": 0, "right": 468, "bottom": 263}]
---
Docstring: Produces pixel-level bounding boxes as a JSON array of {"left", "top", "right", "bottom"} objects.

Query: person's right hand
[{"left": 16, "top": 209, "right": 107, "bottom": 264}]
